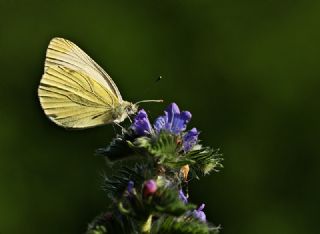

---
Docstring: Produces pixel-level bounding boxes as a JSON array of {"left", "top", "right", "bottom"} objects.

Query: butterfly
[{"left": 38, "top": 37, "right": 162, "bottom": 129}]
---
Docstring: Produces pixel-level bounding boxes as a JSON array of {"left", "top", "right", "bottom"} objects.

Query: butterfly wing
[
  {"left": 38, "top": 65, "right": 120, "bottom": 129},
  {"left": 45, "top": 37, "right": 123, "bottom": 101}
]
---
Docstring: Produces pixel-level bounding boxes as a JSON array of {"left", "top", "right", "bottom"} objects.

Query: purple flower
[
  {"left": 132, "top": 109, "right": 152, "bottom": 136},
  {"left": 127, "top": 181, "right": 134, "bottom": 193},
  {"left": 143, "top": 179, "right": 157, "bottom": 197},
  {"left": 192, "top": 204, "right": 206, "bottom": 222},
  {"left": 179, "top": 189, "right": 188, "bottom": 204},
  {"left": 154, "top": 103, "right": 192, "bottom": 134},
  {"left": 183, "top": 128, "right": 199, "bottom": 152}
]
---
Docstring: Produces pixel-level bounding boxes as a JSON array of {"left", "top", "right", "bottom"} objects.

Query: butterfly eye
[
  {"left": 125, "top": 105, "right": 132, "bottom": 114},
  {"left": 125, "top": 104, "right": 138, "bottom": 115}
]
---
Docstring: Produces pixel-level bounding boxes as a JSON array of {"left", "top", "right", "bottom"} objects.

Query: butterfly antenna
[{"left": 135, "top": 100, "right": 163, "bottom": 105}]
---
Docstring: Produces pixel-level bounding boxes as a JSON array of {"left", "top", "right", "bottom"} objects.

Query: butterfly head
[
  {"left": 113, "top": 101, "right": 138, "bottom": 123},
  {"left": 114, "top": 100, "right": 162, "bottom": 123},
  {"left": 124, "top": 102, "right": 138, "bottom": 116}
]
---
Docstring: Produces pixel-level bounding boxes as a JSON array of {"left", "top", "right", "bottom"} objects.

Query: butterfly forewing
[
  {"left": 38, "top": 66, "right": 119, "bottom": 129},
  {"left": 45, "top": 37, "right": 123, "bottom": 101}
]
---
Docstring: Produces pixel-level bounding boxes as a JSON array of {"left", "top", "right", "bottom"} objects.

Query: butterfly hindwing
[{"left": 38, "top": 66, "right": 119, "bottom": 129}]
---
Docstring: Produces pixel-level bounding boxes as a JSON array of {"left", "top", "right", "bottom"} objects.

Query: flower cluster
[
  {"left": 90, "top": 102, "right": 222, "bottom": 234},
  {"left": 131, "top": 103, "right": 200, "bottom": 152}
]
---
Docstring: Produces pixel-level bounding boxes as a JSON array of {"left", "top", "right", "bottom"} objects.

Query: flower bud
[
  {"left": 127, "top": 181, "right": 134, "bottom": 193},
  {"left": 143, "top": 179, "right": 157, "bottom": 197}
]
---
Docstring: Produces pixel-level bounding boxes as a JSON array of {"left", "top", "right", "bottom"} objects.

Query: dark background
[{"left": 1, "top": 1, "right": 319, "bottom": 233}]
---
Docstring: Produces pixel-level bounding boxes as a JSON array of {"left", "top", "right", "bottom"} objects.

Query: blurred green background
[{"left": 1, "top": 0, "right": 319, "bottom": 233}]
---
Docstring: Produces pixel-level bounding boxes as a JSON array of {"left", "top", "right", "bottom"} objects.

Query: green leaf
[
  {"left": 150, "top": 187, "right": 195, "bottom": 216},
  {"left": 86, "top": 225, "right": 107, "bottom": 234},
  {"left": 131, "top": 132, "right": 178, "bottom": 161},
  {"left": 186, "top": 147, "right": 223, "bottom": 178},
  {"left": 86, "top": 208, "right": 146, "bottom": 234},
  {"left": 151, "top": 216, "right": 220, "bottom": 234},
  {"left": 96, "top": 131, "right": 138, "bottom": 161},
  {"left": 103, "top": 163, "right": 153, "bottom": 199},
  {"left": 149, "top": 133, "right": 178, "bottom": 160},
  {"left": 131, "top": 132, "right": 194, "bottom": 169}
]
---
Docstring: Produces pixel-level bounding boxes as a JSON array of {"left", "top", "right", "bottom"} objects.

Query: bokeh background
[{"left": 1, "top": 0, "right": 319, "bottom": 233}]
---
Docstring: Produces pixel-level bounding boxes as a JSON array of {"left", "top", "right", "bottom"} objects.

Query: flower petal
[
  {"left": 171, "top": 111, "right": 192, "bottom": 134},
  {"left": 132, "top": 109, "right": 152, "bottom": 136},
  {"left": 183, "top": 128, "right": 199, "bottom": 152},
  {"left": 166, "top": 103, "right": 180, "bottom": 129},
  {"left": 166, "top": 103, "right": 180, "bottom": 121},
  {"left": 192, "top": 203, "right": 206, "bottom": 222},
  {"left": 179, "top": 189, "right": 188, "bottom": 204},
  {"left": 154, "top": 115, "right": 167, "bottom": 133},
  {"left": 153, "top": 103, "right": 193, "bottom": 134}
]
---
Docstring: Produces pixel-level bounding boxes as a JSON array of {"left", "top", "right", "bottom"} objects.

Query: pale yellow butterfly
[{"left": 38, "top": 37, "right": 162, "bottom": 129}]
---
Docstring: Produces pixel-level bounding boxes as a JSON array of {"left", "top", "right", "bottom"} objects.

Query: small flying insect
[{"left": 156, "top": 75, "right": 163, "bottom": 82}]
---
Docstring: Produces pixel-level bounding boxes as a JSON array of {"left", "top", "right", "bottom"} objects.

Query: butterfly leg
[
  {"left": 124, "top": 110, "right": 133, "bottom": 123},
  {"left": 112, "top": 124, "right": 118, "bottom": 135},
  {"left": 127, "top": 115, "right": 132, "bottom": 123},
  {"left": 113, "top": 122, "right": 127, "bottom": 135}
]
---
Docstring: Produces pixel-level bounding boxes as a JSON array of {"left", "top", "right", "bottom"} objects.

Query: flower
[
  {"left": 143, "top": 179, "right": 157, "bottom": 197},
  {"left": 132, "top": 109, "right": 152, "bottom": 136},
  {"left": 179, "top": 189, "right": 188, "bottom": 204},
  {"left": 183, "top": 128, "right": 199, "bottom": 152},
  {"left": 127, "top": 181, "right": 134, "bottom": 193},
  {"left": 131, "top": 103, "right": 198, "bottom": 153},
  {"left": 154, "top": 103, "right": 192, "bottom": 134},
  {"left": 131, "top": 103, "right": 193, "bottom": 137},
  {"left": 192, "top": 204, "right": 206, "bottom": 222},
  {"left": 183, "top": 197, "right": 207, "bottom": 223}
]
